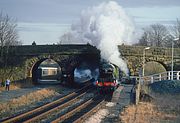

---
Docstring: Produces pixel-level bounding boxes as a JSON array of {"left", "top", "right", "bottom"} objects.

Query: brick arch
[
  {"left": 59, "top": 54, "right": 100, "bottom": 85},
  {"left": 25, "top": 55, "right": 68, "bottom": 83},
  {"left": 125, "top": 55, "right": 170, "bottom": 76},
  {"left": 31, "top": 58, "right": 48, "bottom": 83},
  {"left": 143, "top": 61, "right": 167, "bottom": 76},
  {"left": 149, "top": 60, "right": 168, "bottom": 71},
  {"left": 25, "top": 54, "right": 86, "bottom": 84},
  {"left": 61, "top": 56, "right": 82, "bottom": 84}
]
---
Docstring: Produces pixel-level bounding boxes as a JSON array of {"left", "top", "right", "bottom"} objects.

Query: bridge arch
[
  {"left": 143, "top": 61, "right": 167, "bottom": 76},
  {"left": 26, "top": 54, "right": 93, "bottom": 84},
  {"left": 61, "top": 55, "right": 99, "bottom": 85},
  {"left": 73, "top": 61, "right": 99, "bottom": 84},
  {"left": 125, "top": 56, "right": 169, "bottom": 76},
  {"left": 26, "top": 56, "right": 62, "bottom": 83}
]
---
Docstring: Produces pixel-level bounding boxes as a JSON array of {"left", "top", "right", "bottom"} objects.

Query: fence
[
  {"left": 131, "top": 71, "right": 180, "bottom": 85},
  {"left": 132, "top": 71, "right": 180, "bottom": 104},
  {"left": 142, "top": 71, "right": 180, "bottom": 84}
]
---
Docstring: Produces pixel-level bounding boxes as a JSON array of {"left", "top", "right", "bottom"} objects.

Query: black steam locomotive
[{"left": 95, "top": 60, "right": 121, "bottom": 93}]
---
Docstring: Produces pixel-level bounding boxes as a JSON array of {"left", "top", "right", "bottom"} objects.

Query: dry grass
[
  {"left": 0, "top": 85, "right": 19, "bottom": 92},
  {"left": 13, "top": 80, "right": 35, "bottom": 88},
  {"left": 0, "top": 88, "right": 59, "bottom": 116},
  {"left": 154, "top": 94, "right": 180, "bottom": 115},
  {"left": 0, "top": 80, "right": 34, "bottom": 92},
  {"left": 120, "top": 94, "right": 180, "bottom": 123}
]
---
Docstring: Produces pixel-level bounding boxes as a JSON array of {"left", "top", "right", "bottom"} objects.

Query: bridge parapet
[
  {"left": 2, "top": 44, "right": 180, "bottom": 58},
  {"left": 119, "top": 45, "right": 180, "bottom": 58},
  {"left": 4, "top": 44, "right": 99, "bottom": 56}
]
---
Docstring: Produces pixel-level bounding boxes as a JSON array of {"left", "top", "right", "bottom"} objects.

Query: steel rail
[
  {"left": 73, "top": 99, "right": 105, "bottom": 123},
  {"left": 51, "top": 98, "right": 94, "bottom": 123},
  {"left": 51, "top": 95, "right": 105, "bottom": 123},
  {"left": 1, "top": 84, "right": 92, "bottom": 123},
  {"left": 24, "top": 92, "right": 87, "bottom": 123}
]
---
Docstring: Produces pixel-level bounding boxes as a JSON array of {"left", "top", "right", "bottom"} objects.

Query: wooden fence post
[{"left": 135, "top": 81, "right": 141, "bottom": 105}]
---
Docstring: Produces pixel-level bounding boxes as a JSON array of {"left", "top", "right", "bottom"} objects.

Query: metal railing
[
  {"left": 135, "top": 71, "right": 180, "bottom": 84},
  {"left": 130, "top": 71, "right": 180, "bottom": 84}
]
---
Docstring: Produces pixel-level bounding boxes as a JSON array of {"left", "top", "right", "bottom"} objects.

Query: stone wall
[{"left": 0, "top": 65, "right": 26, "bottom": 84}]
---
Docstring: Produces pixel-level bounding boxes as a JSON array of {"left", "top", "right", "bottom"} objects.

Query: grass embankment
[
  {"left": 150, "top": 80, "right": 180, "bottom": 94},
  {"left": 0, "top": 80, "right": 34, "bottom": 92},
  {"left": 120, "top": 80, "right": 180, "bottom": 123},
  {"left": 0, "top": 85, "right": 19, "bottom": 92},
  {"left": 0, "top": 88, "right": 59, "bottom": 119}
]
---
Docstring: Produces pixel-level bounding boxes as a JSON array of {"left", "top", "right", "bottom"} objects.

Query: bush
[
  {"left": 149, "top": 80, "right": 180, "bottom": 94},
  {"left": 1, "top": 81, "right": 5, "bottom": 87}
]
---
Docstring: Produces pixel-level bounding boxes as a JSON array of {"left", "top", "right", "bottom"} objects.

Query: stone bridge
[
  {"left": 0, "top": 44, "right": 180, "bottom": 84},
  {"left": 1, "top": 44, "right": 100, "bottom": 84},
  {"left": 119, "top": 45, "right": 180, "bottom": 76}
]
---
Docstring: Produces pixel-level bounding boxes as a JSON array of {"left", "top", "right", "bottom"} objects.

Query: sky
[{"left": 0, "top": 0, "right": 180, "bottom": 45}]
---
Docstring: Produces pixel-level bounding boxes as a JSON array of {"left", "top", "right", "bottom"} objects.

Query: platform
[{"left": 103, "top": 84, "right": 134, "bottom": 123}]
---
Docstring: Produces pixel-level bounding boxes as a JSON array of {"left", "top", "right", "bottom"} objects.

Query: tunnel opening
[
  {"left": 141, "top": 61, "right": 167, "bottom": 76},
  {"left": 32, "top": 58, "right": 61, "bottom": 84},
  {"left": 73, "top": 62, "right": 99, "bottom": 85}
]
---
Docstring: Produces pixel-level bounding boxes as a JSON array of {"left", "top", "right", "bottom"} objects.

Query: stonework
[{"left": 0, "top": 45, "right": 180, "bottom": 83}]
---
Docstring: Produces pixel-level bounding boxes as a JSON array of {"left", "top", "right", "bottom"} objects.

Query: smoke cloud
[
  {"left": 60, "top": 1, "right": 134, "bottom": 75},
  {"left": 74, "top": 68, "right": 99, "bottom": 83}
]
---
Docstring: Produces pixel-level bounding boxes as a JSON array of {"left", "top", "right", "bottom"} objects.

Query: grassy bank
[
  {"left": 0, "top": 88, "right": 59, "bottom": 119},
  {"left": 120, "top": 80, "right": 180, "bottom": 123}
]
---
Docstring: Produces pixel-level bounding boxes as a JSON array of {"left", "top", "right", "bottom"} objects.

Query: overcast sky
[{"left": 0, "top": 0, "right": 180, "bottom": 45}]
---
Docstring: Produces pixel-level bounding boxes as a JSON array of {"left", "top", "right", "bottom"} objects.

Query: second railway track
[
  {"left": 1, "top": 83, "right": 94, "bottom": 123},
  {"left": 52, "top": 95, "right": 105, "bottom": 123}
]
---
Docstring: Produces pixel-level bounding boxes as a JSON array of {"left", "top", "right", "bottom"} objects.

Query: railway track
[
  {"left": 1, "top": 83, "right": 94, "bottom": 123},
  {"left": 52, "top": 95, "right": 105, "bottom": 123},
  {"left": 73, "top": 96, "right": 105, "bottom": 123}
]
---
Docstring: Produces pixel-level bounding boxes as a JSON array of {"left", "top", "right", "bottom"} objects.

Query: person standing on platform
[{"left": 5, "top": 79, "right": 10, "bottom": 91}]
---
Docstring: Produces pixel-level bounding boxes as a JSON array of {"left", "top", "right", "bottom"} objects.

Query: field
[
  {"left": 120, "top": 80, "right": 180, "bottom": 123},
  {"left": 120, "top": 94, "right": 180, "bottom": 123},
  {"left": 0, "top": 82, "right": 73, "bottom": 120}
]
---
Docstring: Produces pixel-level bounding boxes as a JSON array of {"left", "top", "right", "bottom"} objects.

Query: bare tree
[
  {"left": 0, "top": 12, "right": 21, "bottom": 84},
  {"left": 171, "top": 18, "right": 180, "bottom": 47},
  {"left": 138, "top": 31, "right": 150, "bottom": 46},
  {"left": 138, "top": 24, "right": 172, "bottom": 47},
  {"left": 0, "top": 12, "right": 21, "bottom": 63}
]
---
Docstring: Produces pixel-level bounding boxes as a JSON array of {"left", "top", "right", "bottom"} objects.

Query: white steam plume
[{"left": 60, "top": 1, "right": 134, "bottom": 75}]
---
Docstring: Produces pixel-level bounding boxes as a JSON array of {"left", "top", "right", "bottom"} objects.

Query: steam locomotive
[{"left": 96, "top": 60, "right": 121, "bottom": 93}]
